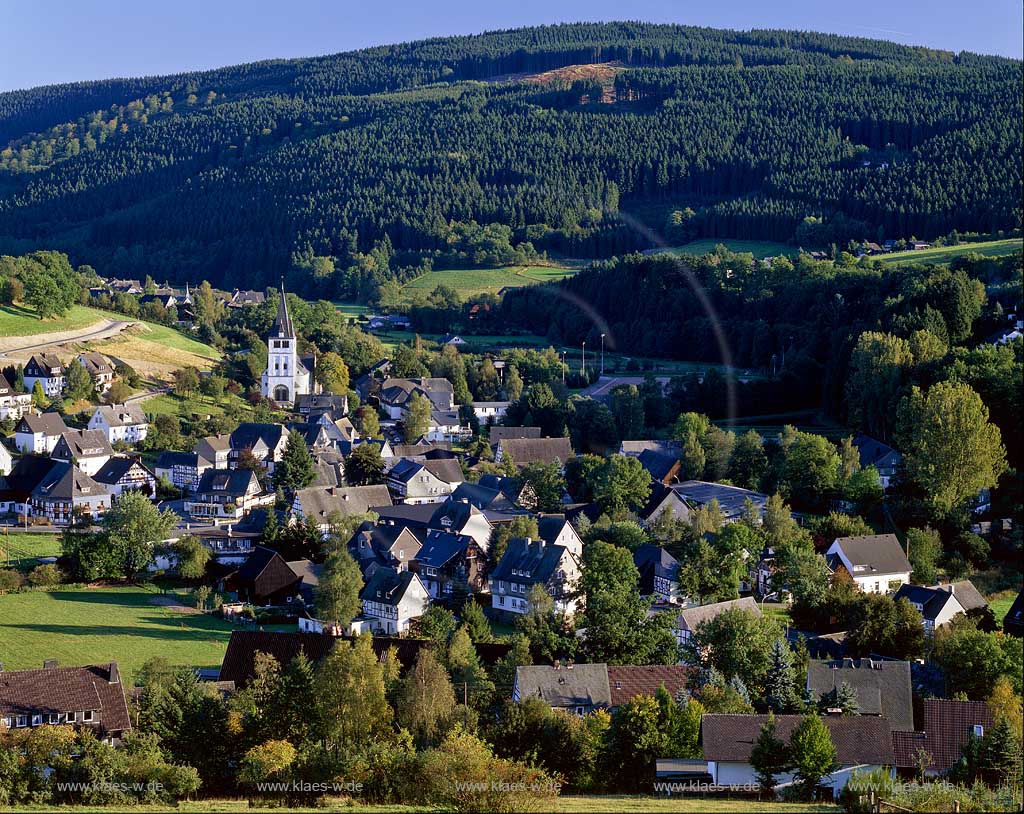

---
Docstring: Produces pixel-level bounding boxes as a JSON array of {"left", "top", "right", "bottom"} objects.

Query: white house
[
  {"left": 92, "top": 457, "right": 157, "bottom": 499},
  {"left": 893, "top": 581, "right": 987, "bottom": 636},
  {"left": 51, "top": 430, "right": 114, "bottom": 477},
  {"left": 701, "top": 714, "right": 895, "bottom": 794},
  {"left": 825, "top": 534, "right": 912, "bottom": 594},
  {"left": 356, "top": 566, "right": 430, "bottom": 635},
  {"left": 489, "top": 536, "right": 581, "bottom": 618},
  {"left": 23, "top": 354, "right": 65, "bottom": 399},
  {"left": 0, "top": 374, "right": 32, "bottom": 421},
  {"left": 88, "top": 403, "right": 148, "bottom": 444},
  {"left": 472, "top": 401, "right": 510, "bottom": 422},
  {"left": 14, "top": 413, "right": 69, "bottom": 455},
  {"left": 386, "top": 458, "right": 463, "bottom": 504},
  {"left": 0, "top": 443, "right": 12, "bottom": 476}
]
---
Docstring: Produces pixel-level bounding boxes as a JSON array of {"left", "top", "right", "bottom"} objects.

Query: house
[
  {"left": 30, "top": 461, "right": 111, "bottom": 524},
  {"left": 428, "top": 499, "right": 493, "bottom": 552},
  {"left": 228, "top": 289, "right": 265, "bottom": 308},
  {"left": 607, "top": 665, "right": 692, "bottom": 708},
  {"left": 1004, "top": 591, "right": 1024, "bottom": 637},
  {"left": 357, "top": 566, "right": 431, "bottom": 635},
  {"left": 489, "top": 536, "right": 581, "bottom": 617},
  {"left": 675, "top": 597, "right": 762, "bottom": 650},
  {"left": 825, "top": 534, "right": 912, "bottom": 594},
  {"left": 441, "top": 334, "right": 467, "bottom": 346},
  {"left": 639, "top": 449, "right": 681, "bottom": 485},
  {"left": 494, "top": 437, "right": 573, "bottom": 468},
  {"left": 0, "top": 373, "right": 32, "bottom": 421},
  {"left": 194, "top": 433, "right": 231, "bottom": 469},
  {"left": 138, "top": 292, "right": 178, "bottom": 310},
  {"left": 449, "top": 481, "right": 522, "bottom": 516},
  {"left": 92, "top": 457, "right": 157, "bottom": 499},
  {"left": 638, "top": 482, "right": 691, "bottom": 525},
  {"left": 0, "top": 443, "right": 10, "bottom": 477},
  {"left": 701, "top": 714, "right": 895, "bottom": 794},
  {"left": 0, "top": 662, "right": 131, "bottom": 744},
  {"left": 387, "top": 457, "right": 463, "bottom": 504},
  {"left": 806, "top": 658, "right": 914, "bottom": 732},
  {"left": 893, "top": 581, "right": 987, "bottom": 635},
  {"left": 286, "top": 559, "right": 323, "bottom": 605},
  {"left": 76, "top": 352, "right": 116, "bottom": 393},
  {"left": 14, "top": 413, "right": 68, "bottom": 454},
  {"left": 185, "top": 468, "right": 270, "bottom": 520},
  {"left": 673, "top": 481, "right": 768, "bottom": 523},
  {"left": 892, "top": 699, "right": 994, "bottom": 777},
  {"left": 310, "top": 450, "right": 346, "bottom": 488},
  {"left": 472, "top": 402, "right": 510, "bottom": 423},
  {"left": 88, "top": 403, "right": 148, "bottom": 445},
  {"left": 389, "top": 441, "right": 454, "bottom": 460},
  {"left": 620, "top": 439, "right": 678, "bottom": 458},
  {"left": 296, "top": 393, "right": 348, "bottom": 417},
  {"left": 536, "top": 514, "right": 584, "bottom": 560},
  {"left": 851, "top": 434, "right": 902, "bottom": 489},
  {"left": 411, "top": 529, "right": 487, "bottom": 599},
  {"left": 51, "top": 430, "right": 114, "bottom": 476},
  {"left": 634, "top": 544, "right": 681, "bottom": 603},
  {"left": 229, "top": 423, "right": 290, "bottom": 473},
  {"left": 291, "top": 484, "right": 393, "bottom": 535},
  {"left": 23, "top": 354, "right": 65, "bottom": 398},
  {"left": 513, "top": 663, "right": 611, "bottom": 714},
  {"left": 424, "top": 409, "right": 469, "bottom": 443},
  {"left": 378, "top": 377, "right": 455, "bottom": 420},
  {"left": 219, "top": 546, "right": 304, "bottom": 605},
  {"left": 348, "top": 521, "right": 424, "bottom": 577},
  {"left": 489, "top": 426, "right": 542, "bottom": 444},
  {"left": 910, "top": 241, "right": 931, "bottom": 250},
  {"left": 154, "top": 450, "right": 206, "bottom": 493},
  {"left": 0, "top": 455, "right": 56, "bottom": 517}
]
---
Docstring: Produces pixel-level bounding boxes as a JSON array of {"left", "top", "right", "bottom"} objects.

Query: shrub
[
  {"left": 0, "top": 569, "right": 24, "bottom": 593},
  {"left": 27, "top": 563, "right": 63, "bottom": 587}
]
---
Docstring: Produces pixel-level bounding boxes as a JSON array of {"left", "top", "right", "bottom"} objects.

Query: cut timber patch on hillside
[{"left": 525, "top": 62, "right": 625, "bottom": 102}]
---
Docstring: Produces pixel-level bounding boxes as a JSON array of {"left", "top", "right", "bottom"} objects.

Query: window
[
  {"left": 49, "top": 713, "right": 60, "bottom": 724},
  {"left": 15, "top": 716, "right": 27, "bottom": 728},
  {"left": 973, "top": 724, "right": 985, "bottom": 737},
  {"left": 67, "top": 712, "right": 77, "bottom": 723},
  {"left": 31, "top": 714, "right": 41, "bottom": 726},
  {"left": 83, "top": 711, "right": 95, "bottom": 722}
]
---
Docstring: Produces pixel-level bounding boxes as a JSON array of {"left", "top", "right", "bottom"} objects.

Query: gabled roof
[
  {"left": 831, "top": 534, "right": 912, "bottom": 577},
  {"left": 608, "top": 665, "right": 692, "bottom": 707},
  {"left": 893, "top": 699, "right": 995, "bottom": 772},
  {"left": 1004, "top": 591, "right": 1024, "bottom": 636},
  {"left": 633, "top": 543, "right": 680, "bottom": 590},
  {"left": 93, "top": 457, "right": 153, "bottom": 485},
  {"left": 294, "top": 484, "right": 392, "bottom": 521},
  {"left": 416, "top": 529, "right": 473, "bottom": 569},
  {"left": 31, "top": 461, "right": 109, "bottom": 501},
  {"left": 52, "top": 430, "right": 114, "bottom": 461},
  {"left": 852, "top": 433, "right": 902, "bottom": 470},
  {"left": 620, "top": 439, "right": 679, "bottom": 457},
  {"left": 536, "top": 514, "right": 575, "bottom": 546},
  {"left": 516, "top": 664, "right": 611, "bottom": 709},
  {"left": 497, "top": 436, "right": 573, "bottom": 466},
  {"left": 672, "top": 480, "right": 768, "bottom": 522},
  {"left": 491, "top": 537, "right": 567, "bottom": 586},
  {"left": 360, "top": 566, "right": 422, "bottom": 606},
  {"left": 0, "top": 663, "right": 131, "bottom": 736},
  {"left": 894, "top": 581, "right": 986, "bottom": 622},
  {"left": 230, "top": 422, "right": 288, "bottom": 453},
  {"left": 639, "top": 481, "right": 689, "bottom": 522},
  {"left": 0, "top": 455, "right": 57, "bottom": 501},
  {"left": 374, "top": 502, "right": 438, "bottom": 528},
  {"left": 25, "top": 353, "right": 63, "bottom": 375},
  {"left": 154, "top": 450, "right": 198, "bottom": 469},
  {"left": 77, "top": 352, "right": 114, "bottom": 376},
  {"left": 451, "top": 481, "right": 507, "bottom": 511},
  {"left": 16, "top": 413, "right": 68, "bottom": 437},
  {"left": 807, "top": 658, "right": 914, "bottom": 732},
  {"left": 93, "top": 403, "right": 147, "bottom": 428},
  {"left": 638, "top": 449, "right": 681, "bottom": 483},
  {"left": 489, "top": 426, "right": 542, "bottom": 443},
  {"left": 677, "top": 597, "right": 762, "bottom": 631},
  {"left": 195, "top": 467, "right": 259, "bottom": 497},
  {"left": 701, "top": 714, "right": 894, "bottom": 766},
  {"left": 429, "top": 498, "right": 488, "bottom": 534}
]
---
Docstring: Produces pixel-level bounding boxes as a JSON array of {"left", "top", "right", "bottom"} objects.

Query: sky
[{"left": 2, "top": 0, "right": 1021, "bottom": 92}]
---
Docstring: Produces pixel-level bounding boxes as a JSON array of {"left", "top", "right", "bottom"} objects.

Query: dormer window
[{"left": 49, "top": 713, "right": 60, "bottom": 724}]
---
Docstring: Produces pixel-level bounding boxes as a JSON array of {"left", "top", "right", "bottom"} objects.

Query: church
[{"left": 261, "top": 282, "right": 313, "bottom": 405}]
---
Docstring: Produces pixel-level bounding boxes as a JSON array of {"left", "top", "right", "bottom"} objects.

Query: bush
[
  {"left": 841, "top": 772, "right": 1022, "bottom": 813},
  {"left": 0, "top": 568, "right": 24, "bottom": 593},
  {"left": 27, "top": 563, "right": 63, "bottom": 587}
]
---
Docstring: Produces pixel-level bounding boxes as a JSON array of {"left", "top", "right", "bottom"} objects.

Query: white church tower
[{"left": 261, "top": 281, "right": 311, "bottom": 405}]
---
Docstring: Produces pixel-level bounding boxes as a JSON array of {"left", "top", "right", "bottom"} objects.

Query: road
[{"left": 0, "top": 318, "right": 139, "bottom": 360}]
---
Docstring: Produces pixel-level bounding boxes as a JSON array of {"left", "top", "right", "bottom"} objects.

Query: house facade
[
  {"left": 185, "top": 468, "right": 271, "bottom": 520},
  {"left": 14, "top": 413, "right": 68, "bottom": 454},
  {"left": 0, "top": 374, "right": 32, "bottom": 421},
  {"left": 357, "top": 567, "right": 431, "bottom": 635},
  {"left": 825, "top": 534, "right": 912, "bottom": 594},
  {"left": 23, "top": 354, "right": 65, "bottom": 398},
  {"left": 51, "top": 430, "right": 114, "bottom": 477},
  {"left": 88, "top": 404, "right": 148, "bottom": 444},
  {"left": 30, "top": 462, "right": 111, "bottom": 524},
  {"left": 386, "top": 457, "right": 463, "bottom": 504},
  {"left": 489, "top": 536, "right": 580, "bottom": 617},
  {"left": 411, "top": 529, "right": 488, "bottom": 599},
  {"left": 93, "top": 457, "right": 157, "bottom": 499}
]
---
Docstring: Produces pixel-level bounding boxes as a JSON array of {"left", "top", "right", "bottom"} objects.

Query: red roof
[{"left": 607, "top": 665, "right": 693, "bottom": 707}]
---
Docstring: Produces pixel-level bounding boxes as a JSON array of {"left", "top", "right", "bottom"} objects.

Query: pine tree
[
  {"left": 765, "top": 638, "right": 799, "bottom": 713},
  {"left": 460, "top": 599, "right": 492, "bottom": 643},
  {"left": 272, "top": 432, "right": 316, "bottom": 492},
  {"left": 978, "top": 718, "right": 1022, "bottom": 784},
  {"left": 750, "top": 713, "right": 791, "bottom": 796},
  {"left": 65, "top": 358, "right": 95, "bottom": 402}
]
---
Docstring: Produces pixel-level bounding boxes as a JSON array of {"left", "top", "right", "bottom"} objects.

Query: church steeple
[{"left": 275, "top": 279, "right": 295, "bottom": 338}]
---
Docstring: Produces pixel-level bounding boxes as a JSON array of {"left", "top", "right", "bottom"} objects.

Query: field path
[
  {"left": 0, "top": 317, "right": 138, "bottom": 356},
  {"left": 149, "top": 594, "right": 202, "bottom": 614}
]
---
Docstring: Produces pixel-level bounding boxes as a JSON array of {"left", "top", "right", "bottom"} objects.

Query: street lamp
[
  {"left": 581, "top": 341, "right": 586, "bottom": 378},
  {"left": 600, "top": 333, "right": 606, "bottom": 377},
  {"left": 561, "top": 351, "right": 566, "bottom": 385}
]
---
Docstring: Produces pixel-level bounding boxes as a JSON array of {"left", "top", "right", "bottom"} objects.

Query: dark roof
[
  {"left": 229, "top": 422, "right": 287, "bottom": 452},
  {"left": 639, "top": 481, "right": 689, "bottom": 522},
  {"left": 489, "top": 426, "right": 542, "bottom": 443},
  {"left": 633, "top": 543, "right": 680, "bottom": 594},
  {"left": 359, "top": 566, "right": 421, "bottom": 606},
  {"left": 451, "top": 482, "right": 505, "bottom": 511},
  {"left": 807, "top": 658, "right": 914, "bottom": 732},
  {"left": 516, "top": 664, "right": 611, "bottom": 708},
  {"left": 701, "top": 714, "right": 894, "bottom": 766},
  {"left": 607, "top": 665, "right": 692, "bottom": 707},
  {"left": 374, "top": 502, "right": 437, "bottom": 528},
  {"left": 93, "top": 457, "right": 153, "bottom": 485},
  {"left": 0, "top": 455, "right": 59, "bottom": 501},
  {"left": 16, "top": 413, "right": 68, "bottom": 436},
  {"left": 428, "top": 498, "right": 487, "bottom": 534},
  {"left": 920, "top": 700, "right": 994, "bottom": 773},
  {"left": 154, "top": 450, "right": 198, "bottom": 469},
  {"left": 195, "top": 467, "right": 258, "bottom": 498},
  {"left": 1004, "top": 591, "right": 1024, "bottom": 637},
  {"left": 415, "top": 530, "right": 473, "bottom": 569},
  {"left": 230, "top": 546, "right": 303, "bottom": 604},
  {"left": 31, "top": 461, "right": 109, "bottom": 502},
  {"left": 852, "top": 434, "right": 902, "bottom": 470},
  {"left": 294, "top": 484, "right": 392, "bottom": 520},
  {"left": 831, "top": 534, "right": 912, "bottom": 576},
  {"left": 673, "top": 480, "right": 768, "bottom": 522},
  {"left": 273, "top": 281, "right": 295, "bottom": 338},
  {"left": 894, "top": 581, "right": 987, "bottom": 622},
  {"left": 491, "top": 537, "right": 567, "bottom": 587},
  {"left": 536, "top": 515, "right": 575, "bottom": 547},
  {"left": 25, "top": 353, "right": 63, "bottom": 375},
  {"left": 422, "top": 458, "right": 463, "bottom": 484},
  {"left": 0, "top": 663, "right": 131, "bottom": 736},
  {"left": 498, "top": 437, "right": 573, "bottom": 466},
  {"left": 638, "top": 449, "right": 680, "bottom": 483},
  {"left": 390, "top": 442, "right": 455, "bottom": 459},
  {"left": 52, "top": 430, "right": 114, "bottom": 461}
]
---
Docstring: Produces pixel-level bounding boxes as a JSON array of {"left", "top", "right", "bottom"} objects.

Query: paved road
[{"left": 0, "top": 318, "right": 138, "bottom": 359}]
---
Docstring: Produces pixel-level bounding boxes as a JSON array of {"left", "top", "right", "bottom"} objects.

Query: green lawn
[
  {"left": 878, "top": 238, "right": 1022, "bottom": 265},
  {"left": 402, "top": 264, "right": 578, "bottom": 299},
  {"left": 0, "top": 585, "right": 237, "bottom": 680},
  {"left": 651, "top": 239, "right": 798, "bottom": 259},
  {"left": 989, "top": 590, "right": 1019, "bottom": 628},
  {"left": 134, "top": 320, "right": 222, "bottom": 360},
  {"left": 0, "top": 532, "right": 62, "bottom": 569},
  {"left": 143, "top": 391, "right": 257, "bottom": 420},
  {"left": 0, "top": 304, "right": 109, "bottom": 338}
]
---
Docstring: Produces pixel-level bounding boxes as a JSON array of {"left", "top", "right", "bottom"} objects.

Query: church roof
[{"left": 274, "top": 281, "right": 295, "bottom": 338}]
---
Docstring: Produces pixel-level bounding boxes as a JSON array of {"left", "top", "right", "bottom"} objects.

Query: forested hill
[{"left": 0, "top": 22, "right": 1020, "bottom": 296}]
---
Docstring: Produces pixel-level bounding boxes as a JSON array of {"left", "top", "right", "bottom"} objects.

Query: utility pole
[
  {"left": 581, "top": 341, "right": 586, "bottom": 378},
  {"left": 560, "top": 352, "right": 566, "bottom": 385},
  {"left": 600, "top": 333, "right": 606, "bottom": 377}
]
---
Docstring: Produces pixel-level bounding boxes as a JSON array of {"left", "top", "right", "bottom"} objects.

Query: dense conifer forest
[{"left": 0, "top": 22, "right": 1020, "bottom": 293}]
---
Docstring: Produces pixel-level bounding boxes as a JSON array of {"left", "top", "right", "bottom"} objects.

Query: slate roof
[
  {"left": 639, "top": 449, "right": 681, "bottom": 483},
  {"left": 53, "top": 429, "right": 113, "bottom": 460},
  {"left": 639, "top": 482, "right": 689, "bottom": 522},
  {"left": 154, "top": 450, "right": 198, "bottom": 469},
  {"left": 31, "top": 462, "right": 109, "bottom": 502},
  {"left": 195, "top": 467, "right": 259, "bottom": 498},
  {"left": 93, "top": 457, "right": 153, "bottom": 486},
  {"left": 677, "top": 597, "right": 762, "bottom": 631},
  {"left": 633, "top": 544, "right": 680, "bottom": 593},
  {"left": 26, "top": 353, "right": 63, "bottom": 375},
  {"left": 620, "top": 439, "right": 679, "bottom": 457},
  {"left": 416, "top": 529, "right": 473, "bottom": 569},
  {"left": 831, "top": 534, "right": 912, "bottom": 577},
  {"left": 0, "top": 663, "right": 131, "bottom": 736},
  {"left": 701, "top": 714, "right": 895, "bottom": 766},
  {"left": 360, "top": 566, "right": 421, "bottom": 606},
  {"left": 852, "top": 433, "right": 902, "bottom": 471},
  {"left": 0, "top": 455, "right": 57, "bottom": 501},
  {"left": 515, "top": 664, "right": 611, "bottom": 709},
  {"left": 229, "top": 422, "right": 288, "bottom": 452},
  {"left": 673, "top": 480, "right": 768, "bottom": 522},
  {"left": 491, "top": 537, "right": 567, "bottom": 588},
  {"left": 390, "top": 442, "right": 454, "bottom": 458},
  {"left": 607, "top": 665, "right": 692, "bottom": 707},
  {"left": 450, "top": 482, "right": 507, "bottom": 511},
  {"left": 374, "top": 502, "right": 438, "bottom": 527},
  {"left": 16, "top": 413, "right": 68, "bottom": 437},
  {"left": 894, "top": 581, "right": 986, "bottom": 622},
  {"left": 807, "top": 658, "right": 914, "bottom": 732},
  {"left": 489, "top": 426, "right": 542, "bottom": 443},
  {"left": 536, "top": 515, "right": 575, "bottom": 547},
  {"left": 498, "top": 436, "right": 573, "bottom": 466},
  {"left": 429, "top": 498, "right": 487, "bottom": 533},
  {"left": 294, "top": 484, "right": 392, "bottom": 521},
  {"left": 388, "top": 457, "right": 462, "bottom": 486}
]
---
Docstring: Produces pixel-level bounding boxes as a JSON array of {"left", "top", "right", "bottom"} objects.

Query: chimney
[
  {"left": 43, "top": 659, "right": 59, "bottom": 669},
  {"left": 330, "top": 486, "right": 337, "bottom": 496},
  {"left": 108, "top": 663, "right": 120, "bottom": 685}
]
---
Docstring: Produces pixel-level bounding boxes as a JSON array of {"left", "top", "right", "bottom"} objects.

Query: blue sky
[{"left": 2, "top": 0, "right": 1021, "bottom": 92}]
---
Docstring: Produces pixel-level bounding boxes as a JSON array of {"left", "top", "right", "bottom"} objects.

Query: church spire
[{"left": 275, "top": 279, "right": 295, "bottom": 338}]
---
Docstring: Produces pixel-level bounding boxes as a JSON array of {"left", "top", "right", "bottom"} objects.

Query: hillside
[{"left": 0, "top": 22, "right": 1020, "bottom": 298}]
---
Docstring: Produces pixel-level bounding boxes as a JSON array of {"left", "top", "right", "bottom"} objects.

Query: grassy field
[
  {"left": 0, "top": 304, "right": 109, "bottom": 338},
  {"left": 143, "top": 391, "right": 257, "bottom": 420},
  {"left": 651, "top": 239, "right": 798, "bottom": 259},
  {"left": 83, "top": 321, "right": 221, "bottom": 380},
  {"left": 0, "top": 532, "right": 62, "bottom": 569},
  {"left": 0, "top": 585, "right": 237, "bottom": 679},
  {"left": 3, "top": 797, "right": 839, "bottom": 813},
  {"left": 989, "top": 590, "right": 1018, "bottom": 628},
  {"left": 878, "top": 238, "right": 1022, "bottom": 265},
  {"left": 402, "top": 264, "right": 578, "bottom": 299}
]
